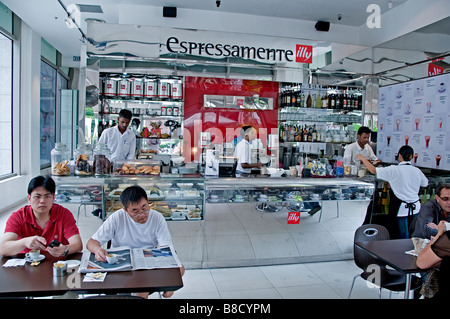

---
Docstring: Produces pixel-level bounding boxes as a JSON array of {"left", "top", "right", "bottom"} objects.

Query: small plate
[
  {"left": 24, "top": 254, "right": 45, "bottom": 262},
  {"left": 66, "top": 260, "right": 81, "bottom": 268}
]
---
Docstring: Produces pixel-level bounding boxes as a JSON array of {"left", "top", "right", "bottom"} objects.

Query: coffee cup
[
  {"left": 106, "top": 253, "right": 118, "bottom": 264},
  {"left": 26, "top": 249, "right": 40, "bottom": 261}
]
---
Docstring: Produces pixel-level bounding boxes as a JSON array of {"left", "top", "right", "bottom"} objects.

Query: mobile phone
[
  {"left": 445, "top": 222, "right": 450, "bottom": 232},
  {"left": 48, "top": 239, "right": 61, "bottom": 248}
]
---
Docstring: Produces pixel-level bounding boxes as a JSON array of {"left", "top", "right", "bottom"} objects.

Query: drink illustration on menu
[{"left": 377, "top": 73, "right": 449, "bottom": 170}]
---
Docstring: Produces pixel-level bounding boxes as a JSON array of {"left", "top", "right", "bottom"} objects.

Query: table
[
  {"left": 0, "top": 253, "right": 183, "bottom": 298},
  {"left": 355, "top": 238, "right": 424, "bottom": 299}
]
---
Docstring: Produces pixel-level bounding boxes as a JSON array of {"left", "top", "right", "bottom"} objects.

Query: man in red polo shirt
[{"left": 0, "top": 176, "right": 82, "bottom": 257}]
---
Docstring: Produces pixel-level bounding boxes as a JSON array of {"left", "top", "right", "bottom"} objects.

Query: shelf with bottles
[
  {"left": 279, "top": 122, "right": 357, "bottom": 144},
  {"left": 279, "top": 83, "right": 363, "bottom": 112}
]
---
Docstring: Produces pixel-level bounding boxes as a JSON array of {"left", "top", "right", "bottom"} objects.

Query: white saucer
[
  {"left": 24, "top": 254, "right": 45, "bottom": 262},
  {"left": 65, "top": 260, "right": 81, "bottom": 268}
]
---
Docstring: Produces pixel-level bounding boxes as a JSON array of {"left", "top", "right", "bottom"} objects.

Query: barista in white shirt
[
  {"left": 357, "top": 145, "right": 428, "bottom": 238},
  {"left": 344, "top": 126, "right": 380, "bottom": 165},
  {"left": 98, "top": 109, "right": 136, "bottom": 161},
  {"left": 234, "top": 126, "right": 263, "bottom": 175}
]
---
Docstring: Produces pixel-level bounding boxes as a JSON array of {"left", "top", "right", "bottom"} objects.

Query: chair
[{"left": 348, "top": 224, "right": 422, "bottom": 298}]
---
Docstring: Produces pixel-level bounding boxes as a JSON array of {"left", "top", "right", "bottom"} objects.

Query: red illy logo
[
  {"left": 295, "top": 45, "right": 313, "bottom": 64},
  {"left": 288, "top": 211, "right": 301, "bottom": 224}
]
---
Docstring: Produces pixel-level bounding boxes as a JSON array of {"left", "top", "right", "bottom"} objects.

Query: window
[
  {"left": 0, "top": 33, "right": 13, "bottom": 177},
  {"left": 40, "top": 60, "right": 57, "bottom": 168},
  {"left": 39, "top": 60, "right": 70, "bottom": 168}
]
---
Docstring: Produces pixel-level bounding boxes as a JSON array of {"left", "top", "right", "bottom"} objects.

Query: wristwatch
[{"left": 61, "top": 245, "right": 69, "bottom": 257}]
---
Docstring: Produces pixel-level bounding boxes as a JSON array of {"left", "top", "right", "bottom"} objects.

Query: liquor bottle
[
  {"left": 354, "top": 94, "right": 359, "bottom": 110},
  {"left": 300, "top": 90, "right": 305, "bottom": 107},
  {"left": 335, "top": 93, "right": 341, "bottom": 110},
  {"left": 322, "top": 92, "right": 328, "bottom": 109},
  {"left": 342, "top": 90, "right": 348, "bottom": 110},
  {"left": 312, "top": 124, "right": 317, "bottom": 142},
  {"left": 329, "top": 93, "right": 335, "bottom": 109},
  {"left": 291, "top": 87, "right": 297, "bottom": 107},
  {"left": 306, "top": 90, "right": 312, "bottom": 108},
  {"left": 316, "top": 91, "right": 322, "bottom": 108},
  {"left": 303, "top": 125, "right": 309, "bottom": 142},
  {"left": 307, "top": 126, "right": 313, "bottom": 142}
]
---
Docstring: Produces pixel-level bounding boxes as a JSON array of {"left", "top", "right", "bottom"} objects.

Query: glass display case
[
  {"left": 53, "top": 176, "right": 104, "bottom": 222},
  {"left": 103, "top": 176, "right": 205, "bottom": 221},
  {"left": 206, "top": 177, "right": 374, "bottom": 203}
]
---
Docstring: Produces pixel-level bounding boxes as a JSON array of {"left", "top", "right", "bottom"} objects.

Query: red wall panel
[{"left": 183, "top": 76, "right": 279, "bottom": 161}]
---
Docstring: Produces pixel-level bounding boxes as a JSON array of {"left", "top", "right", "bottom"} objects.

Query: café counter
[{"left": 54, "top": 175, "right": 375, "bottom": 268}]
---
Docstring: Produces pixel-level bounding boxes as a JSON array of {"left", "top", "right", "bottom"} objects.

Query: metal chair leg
[{"left": 348, "top": 274, "right": 359, "bottom": 299}]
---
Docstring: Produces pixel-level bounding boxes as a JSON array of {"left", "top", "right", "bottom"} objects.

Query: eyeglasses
[
  {"left": 437, "top": 195, "right": 450, "bottom": 202},
  {"left": 127, "top": 207, "right": 150, "bottom": 218}
]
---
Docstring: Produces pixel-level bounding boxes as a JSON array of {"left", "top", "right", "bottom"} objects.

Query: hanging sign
[{"left": 428, "top": 63, "right": 444, "bottom": 77}]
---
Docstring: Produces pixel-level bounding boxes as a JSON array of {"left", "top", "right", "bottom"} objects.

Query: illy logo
[
  {"left": 288, "top": 212, "right": 301, "bottom": 224},
  {"left": 295, "top": 45, "right": 313, "bottom": 64}
]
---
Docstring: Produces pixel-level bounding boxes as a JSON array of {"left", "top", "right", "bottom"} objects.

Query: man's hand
[
  {"left": 94, "top": 248, "right": 108, "bottom": 262},
  {"left": 46, "top": 244, "right": 67, "bottom": 257},
  {"left": 24, "top": 236, "right": 47, "bottom": 251}
]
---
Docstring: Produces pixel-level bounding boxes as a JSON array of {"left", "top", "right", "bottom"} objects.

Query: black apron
[{"left": 387, "top": 188, "right": 419, "bottom": 239}]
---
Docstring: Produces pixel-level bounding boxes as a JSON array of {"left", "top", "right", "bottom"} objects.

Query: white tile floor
[{"left": 0, "top": 200, "right": 405, "bottom": 299}]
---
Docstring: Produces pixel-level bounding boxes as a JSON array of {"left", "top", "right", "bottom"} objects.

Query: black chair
[{"left": 348, "top": 224, "right": 422, "bottom": 298}]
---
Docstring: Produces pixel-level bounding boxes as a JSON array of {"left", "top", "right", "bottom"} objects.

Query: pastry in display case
[
  {"left": 103, "top": 177, "right": 205, "bottom": 221},
  {"left": 112, "top": 159, "right": 161, "bottom": 176}
]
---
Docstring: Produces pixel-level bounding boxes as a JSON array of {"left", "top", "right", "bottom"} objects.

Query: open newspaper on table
[{"left": 79, "top": 245, "right": 182, "bottom": 273}]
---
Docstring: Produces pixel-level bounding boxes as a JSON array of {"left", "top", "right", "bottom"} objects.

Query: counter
[{"left": 54, "top": 175, "right": 374, "bottom": 268}]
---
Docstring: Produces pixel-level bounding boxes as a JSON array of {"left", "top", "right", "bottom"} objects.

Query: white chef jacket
[
  {"left": 376, "top": 161, "right": 428, "bottom": 217},
  {"left": 343, "top": 142, "right": 377, "bottom": 164},
  {"left": 91, "top": 209, "right": 172, "bottom": 249},
  {"left": 98, "top": 126, "right": 136, "bottom": 161},
  {"left": 235, "top": 139, "right": 251, "bottom": 174}
]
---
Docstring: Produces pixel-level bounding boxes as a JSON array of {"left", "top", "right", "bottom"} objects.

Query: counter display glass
[
  {"left": 206, "top": 177, "right": 374, "bottom": 204},
  {"left": 103, "top": 175, "right": 205, "bottom": 221}
]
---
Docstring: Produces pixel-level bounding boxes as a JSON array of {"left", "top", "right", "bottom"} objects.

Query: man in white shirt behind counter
[
  {"left": 98, "top": 109, "right": 136, "bottom": 162},
  {"left": 343, "top": 126, "right": 380, "bottom": 165},
  {"left": 234, "top": 125, "right": 263, "bottom": 175}
]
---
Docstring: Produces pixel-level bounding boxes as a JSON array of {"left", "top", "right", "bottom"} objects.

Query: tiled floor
[{"left": 0, "top": 200, "right": 405, "bottom": 299}]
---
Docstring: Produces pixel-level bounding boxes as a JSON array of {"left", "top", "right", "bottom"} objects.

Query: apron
[{"left": 387, "top": 188, "right": 419, "bottom": 239}]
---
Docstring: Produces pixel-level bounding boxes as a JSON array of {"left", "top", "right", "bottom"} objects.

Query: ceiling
[{"left": 2, "top": 0, "right": 450, "bottom": 82}]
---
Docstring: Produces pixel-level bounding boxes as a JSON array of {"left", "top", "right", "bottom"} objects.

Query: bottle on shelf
[
  {"left": 315, "top": 91, "right": 322, "bottom": 108},
  {"left": 321, "top": 91, "right": 328, "bottom": 109},
  {"left": 306, "top": 90, "right": 312, "bottom": 108}
]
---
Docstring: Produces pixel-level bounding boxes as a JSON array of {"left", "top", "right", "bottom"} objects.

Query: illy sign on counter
[{"left": 287, "top": 212, "right": 301, "bottom": 224}]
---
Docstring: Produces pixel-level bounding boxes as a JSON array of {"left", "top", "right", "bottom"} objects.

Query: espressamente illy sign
[{"left": 86, "top": 24, "right": 313, "bottom": 65}]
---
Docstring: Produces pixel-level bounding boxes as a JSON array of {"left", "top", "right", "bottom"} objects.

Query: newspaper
[{"left": 79, "top": 245, "right": 182, "bottom": 273}]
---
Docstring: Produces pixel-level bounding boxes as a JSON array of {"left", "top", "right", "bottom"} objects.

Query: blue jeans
[{"left": 397, "top": 216, "right": 414, "bottom": 239}]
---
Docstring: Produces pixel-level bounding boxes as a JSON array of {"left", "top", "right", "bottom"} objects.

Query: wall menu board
[{"left": 377, "top": 73, "right": 450, "bottom": 170}]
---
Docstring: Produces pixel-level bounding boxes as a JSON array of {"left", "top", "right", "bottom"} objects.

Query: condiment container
[{"left": 53, "top": 261, "right": 67, "bottom": 277}]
